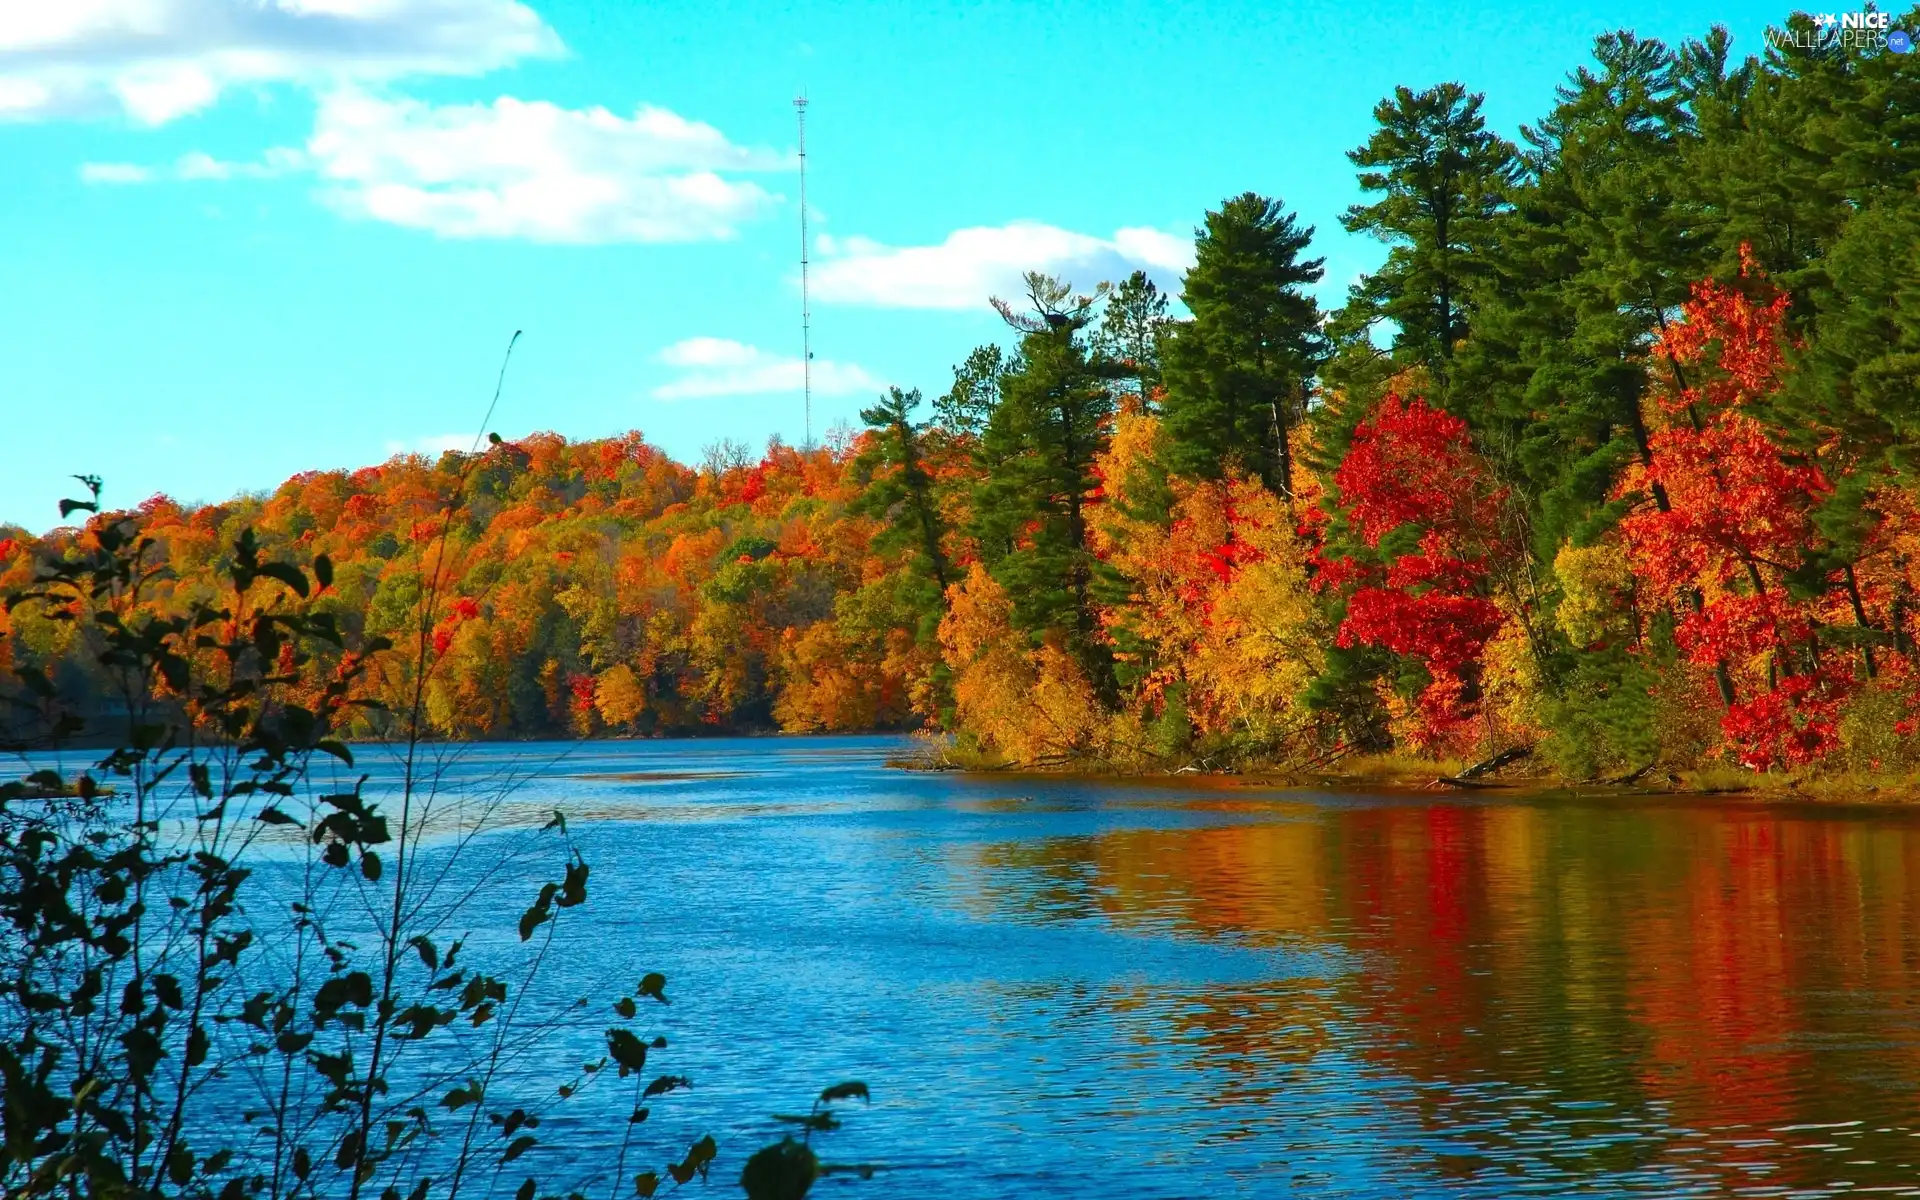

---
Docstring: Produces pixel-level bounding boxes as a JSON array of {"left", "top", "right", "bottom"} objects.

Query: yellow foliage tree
[
  {"left": 1553, "top": 540, "right": 1637, "bottom": 648},
  {"left": 1184, "top": 478, "right": 1326, "bottom": 747},
  {"left": 938, "top": 565, "right": 1104, "bottom": 764},
  {"left": 594, "top": 663, "right": 647, "bottom": 730},
  {"left": 774, "top": 622, "right": 887, "bottom": 733},
  {"left": 1088, "top": 412, "right": 1326, "bottom": 759}
]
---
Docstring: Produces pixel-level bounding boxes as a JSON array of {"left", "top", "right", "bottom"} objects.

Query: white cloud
[
  {"left": 652, "top": 338, "right": 884, "bottom": 401},
  {"left": 811, "top": 221, "right": 1196, "bottom": 310},
  {"left": 80, "top": 145, "right": 306, "bottom": 183},
  {"left": 307, "top": 90, "right": 779, "bottom": 242},
  {"left": 0, "top": 0, "right": 561, "bottom": 124},
  {"left": 68, "top": 89, "right": 779, "bottom": 245},
  {"left": 80, "top": 160, "right": 154, "bottom": 183},
  {"left": 176, "top": 145, "right": 306, "bottom": 178}
]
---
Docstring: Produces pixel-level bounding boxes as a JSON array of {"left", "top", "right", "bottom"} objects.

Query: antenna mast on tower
[{"left": 794, "top": 93, "right": 812, "bottom": 448}]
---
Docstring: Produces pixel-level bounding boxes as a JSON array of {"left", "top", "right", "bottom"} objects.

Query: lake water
[{"left": 319, "top": 736, "right": 1920, "bottom": 1197}]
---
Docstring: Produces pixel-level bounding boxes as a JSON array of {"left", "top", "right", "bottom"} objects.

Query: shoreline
[{"left": 894, "top": 749, "right": 1920, "bottom": 807}]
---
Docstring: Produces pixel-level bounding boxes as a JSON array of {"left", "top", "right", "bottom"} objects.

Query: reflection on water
[{"left": 310, "top": 740, "right": 1920, "bottom": 1195}]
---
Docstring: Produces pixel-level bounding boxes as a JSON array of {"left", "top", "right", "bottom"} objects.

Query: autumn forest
[{"left": 5, "top": 17, "right": 1919, "bottom": 781}]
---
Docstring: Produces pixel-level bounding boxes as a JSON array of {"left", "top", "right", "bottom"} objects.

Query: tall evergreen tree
[
  {"left": 934, "top": 345, "right": 1010, "bottom": 436},
  {"left": 1449, "top": 31, "right": 1747, "bottom": 717},
  {"left": 856, "top": 386, "right": 952, "bottom": 596},
  {"left": 1456, "top": 33, "right": 1712, "bottom": 557},
  {"left": 971, "top": 273, "right": 1117, "bottom": 698},
  {"left": 1339, "top": 83, "right": 1519, "bottom": 397},
  {"left": 1092, "top": 270, "right": 1171, "bottom": 408},
  {"left": 1160, "top": 193, "right": 1326, "bottom": 499}
]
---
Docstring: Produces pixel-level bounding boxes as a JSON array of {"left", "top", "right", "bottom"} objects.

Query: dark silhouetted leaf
[{"left": 502, "top": 1136, "right": 537, "bottom": 1164}]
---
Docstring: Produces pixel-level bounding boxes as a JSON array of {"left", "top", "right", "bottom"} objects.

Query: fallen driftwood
[
  {"left": 1435, "top": 745, "right": 1534, "bottom": 790},
  {"left": 1295, "top": 742, "right": 1356, "bottom": 773},
  {"left": 1433, "top": 774, "right": 1508, "bottom": 790},
  {"left": 1459, "top": 745, "right": 1533, "bottom": 779},
  {"left": 1603, "top": 761, "right": 1657, "bottom": 786}
]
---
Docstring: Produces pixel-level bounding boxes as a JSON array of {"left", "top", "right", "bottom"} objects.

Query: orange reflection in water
[{"left": 969, "top": 792, "right": 1920, "bottom": 1191}]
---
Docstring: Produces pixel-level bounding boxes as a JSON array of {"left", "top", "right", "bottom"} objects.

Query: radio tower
[{"left": 794, "top": 94, "right": 812, "bottom": 448}]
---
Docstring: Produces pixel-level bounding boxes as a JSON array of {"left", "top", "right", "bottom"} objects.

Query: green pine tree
[
  {"left": 855, "top": 386, "right": 953, "bottom": 596},
  {"left": 934, "top": 345, "right": 1010, "bottom": 437},
  {"left": 1092, "top": 269, "right": 1172, "bottom": 408},
  {"left": 1338, "top": 82, "right": 1520, "bottom": 398},
  {"left": 970, "top": 273, "right": 1117, "bottom": 699},
  {"left": 1160, "top": 192, "right": 1326, "bottom": 499}
]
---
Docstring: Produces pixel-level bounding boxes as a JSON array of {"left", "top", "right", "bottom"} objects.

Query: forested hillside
[{"left": 6, "top": 15, "right": 1918, "bottom": 778}]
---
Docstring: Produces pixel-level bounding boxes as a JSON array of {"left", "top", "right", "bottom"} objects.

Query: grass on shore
[
  {"left": 1320, "top": 755, "right": 1920, "bottom": 802},
  {"left": 1323, "top": 753, "right": 1920, "bottom": 801},
  {"left": 890, "top": 734, "right": 1920, "bottom": 803},
  {"left": 1316, "top": 751, "right": 1470, "bottom": 782},
  {"left": 1665, "top": 765, "right": 1920, "bottom": 802}
]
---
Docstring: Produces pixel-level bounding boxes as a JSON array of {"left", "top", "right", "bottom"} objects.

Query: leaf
[
  {"left": 151, "top": 974, "right": 183, "bottom": 1009},
  {"left": 636, "top": 972, "right": 668, "bottom": 1004},
  {"left": 361, "top": 851, "right": 383, "bottom": 882},
  {"left": 740, "top": 1137, "right": 819, "bottom": 1199},
  {"left": 259, "top": 562, "right": 310, "bottom": 597},
  {"left": 258, "top": 808, "right": 300, "bottom": 827},
  {"left": 641, "top": 1075, "right": 690, "bottom": 1100},
  {"left": 502, "top": 1136, "right": 537, "bottom": 1164},
  {"left": 518, "top": 882, "right": 557, "bottom": 941},
  {"left": 666, "top": 1136, "right": 716, "bottom": 1186},
  {"left": 557, "top": 858, "right": 588, "bottom": 907},
  {"left": 773, "top": 1112, "right": 840, "bottom": 1133},
  {"left": 313, "top": 554, "right": 334, "bottom": 589},
  {"left": 605, "top": 1029, "right": 649, "bottom": 1074},
  {"left": 633, "top": 1172, "right": 659, "bottom": 1198},
  {"left": 516, "top": 1180, "right": 535, "bottom": 1200},
  {"left": 15, "top": 667, "right": 55, "bottom": 698},
  {"left": 818, "top": 1081, "right": 870, "bottom": 1105}
]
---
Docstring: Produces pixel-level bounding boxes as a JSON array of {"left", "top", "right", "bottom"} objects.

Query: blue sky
[{"left": 1, "top": 0, "right": 1790, "bottom": 531}]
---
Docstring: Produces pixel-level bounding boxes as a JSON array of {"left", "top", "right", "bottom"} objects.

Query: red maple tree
[{"left": 1325, "top": 395, "right": 1510, "bottom": 751}]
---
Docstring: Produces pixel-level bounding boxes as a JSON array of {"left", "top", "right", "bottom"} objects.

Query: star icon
[{"left": 1814, "top": 12, "right": 1837, "bottom": 26}]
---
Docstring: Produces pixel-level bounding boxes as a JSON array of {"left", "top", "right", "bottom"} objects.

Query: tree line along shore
[{"left": 6, "top": 16, "right": 1920, "bottom": 790}]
